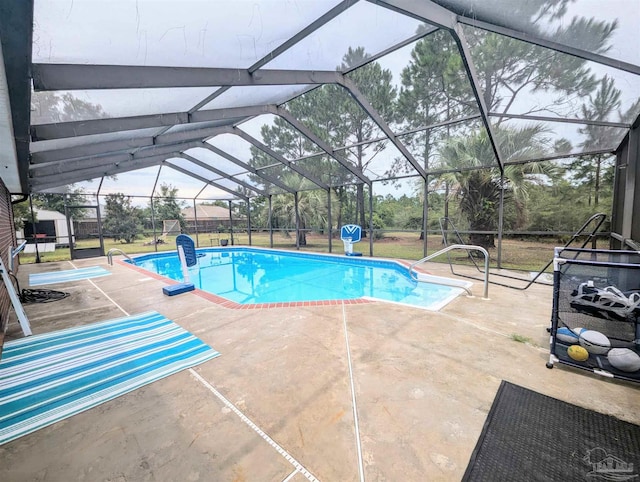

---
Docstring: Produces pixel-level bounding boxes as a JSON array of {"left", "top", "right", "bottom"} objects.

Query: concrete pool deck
[{"left": 2, "top": 256, "right": 639, "bottom": 481}]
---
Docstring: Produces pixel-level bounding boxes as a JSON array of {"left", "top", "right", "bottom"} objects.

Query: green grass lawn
[{"left": 17, "top": 230, "right": 606, "bottom": 274}]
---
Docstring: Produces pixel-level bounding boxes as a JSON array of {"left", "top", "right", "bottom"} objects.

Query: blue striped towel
[
  {"left": 0, "top": 311, "right": 219, "bottom": 445},
  {"left": 29, "top": 266, "right": 112, "bottom": 286}
]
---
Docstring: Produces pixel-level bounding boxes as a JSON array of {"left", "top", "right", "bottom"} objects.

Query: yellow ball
[{"left": 567, "top": 345, "right": 589, "bottom": 362}]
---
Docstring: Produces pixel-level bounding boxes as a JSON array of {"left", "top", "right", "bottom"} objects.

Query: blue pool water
[{"left": 131, "top": 248, "right": 464, "bottom": 310}]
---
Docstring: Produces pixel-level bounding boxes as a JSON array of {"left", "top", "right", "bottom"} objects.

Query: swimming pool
[{"left": 130, "top": 247, "right": 470, "bottom": 310}]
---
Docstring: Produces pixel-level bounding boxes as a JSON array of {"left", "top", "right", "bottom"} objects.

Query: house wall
[
  {"left": 184, "top": 219, "right": 243, "bottom": 233},
  {"left": 74, "top": 220, "right": 99, "bottom": 238},
  {"left": 0, "top": 177, "right": 17, "bottom": 333}
]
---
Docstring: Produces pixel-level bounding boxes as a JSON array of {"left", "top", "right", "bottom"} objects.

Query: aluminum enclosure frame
[{"left": 1, "top": 0, "right": 637, "bottom": 260}]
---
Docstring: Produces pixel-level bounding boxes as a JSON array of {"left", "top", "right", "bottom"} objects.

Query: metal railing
[
  {"left": 439, "top": 213, "right": 607, "bottom": 290},
  {"left": 610, "top": 232, "right": 640, "bottom": 251},
  {"left": 409, "top": 244, "right": 490, "bottom": 299},
  {"left": 107, "top": 248, "right": 135, "bottom": 266}
]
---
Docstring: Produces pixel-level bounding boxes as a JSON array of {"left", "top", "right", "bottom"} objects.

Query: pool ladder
[
  {"left": 107, "top": 248, "right": 135, "bottom": 266},
  {"left": 409, "top": 244, "right": 490, "bottom": 299}
]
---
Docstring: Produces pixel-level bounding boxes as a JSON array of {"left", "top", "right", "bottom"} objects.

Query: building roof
[
  {"left": 182, "top": 204, "right": 231, "bottom": 221},
  {"left": 33, "top": 208, "right": 66, "bottom": 221}
]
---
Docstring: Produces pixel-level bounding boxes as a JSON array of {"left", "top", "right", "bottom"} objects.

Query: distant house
[
  {"left": 73, "top": 216, "right": 99, "bottom": 239},
  {"left": 182, "top": 204, "right": 245, "bottom": 233},
  {"left": 69, "top": 204, "right": 106, "bottom": 239}
]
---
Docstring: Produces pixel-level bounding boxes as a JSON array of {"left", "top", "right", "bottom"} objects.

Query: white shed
[{"left": 17, "top": 209, "right": 74, "bottom": 252}]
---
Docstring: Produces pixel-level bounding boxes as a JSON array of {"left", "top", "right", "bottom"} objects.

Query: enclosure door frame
[{"left": 65, "top": 204, "right": 105, "bottom": 259}]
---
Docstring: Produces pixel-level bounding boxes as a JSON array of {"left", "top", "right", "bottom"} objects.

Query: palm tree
[
  {"left": 271, "top": 175, "right": 338, "bottom": 246},
  {"left": 438, "top": 125, "right": 558, "bottom": 248}
]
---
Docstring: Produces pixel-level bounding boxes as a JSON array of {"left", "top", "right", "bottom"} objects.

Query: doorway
[{"left": 65, "top": 204, "right": 105, "bottom": 259}]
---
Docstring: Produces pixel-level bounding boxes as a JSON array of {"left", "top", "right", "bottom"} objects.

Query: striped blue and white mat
[
  {"left": 29, "top": 266, "right": 112, "bottom": 286},
  {"left": 0, "top": 311, "right": 219, "bottom": 445}
]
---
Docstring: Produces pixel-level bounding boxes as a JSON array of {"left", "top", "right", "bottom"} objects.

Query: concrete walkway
[{"left": 2, "top": 256, "right": 638, "bottom": 481}]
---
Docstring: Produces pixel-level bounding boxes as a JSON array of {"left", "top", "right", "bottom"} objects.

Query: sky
[{"left": 31, "top": 0, "right": 640, "bottom": 201}]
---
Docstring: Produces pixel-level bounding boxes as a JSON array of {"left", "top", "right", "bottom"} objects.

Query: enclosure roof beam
[
  {"left": 293, "top": 115, "right": 482, "bottom": 162},
  {"left": 200, "top": 142, "right": 295, "bottom": 194},
  {"left": 338, "top": 77, "right": 427, "bottom": 179},
  {"left": 178, "top": 152, "right": 268, "bottom": 196},
  {"left": 183, "top": 87, "right": 232, "bottom": 117},
  {"left": 373, "top": 0, "right": 640, "bottom": 77},
  {"left": 31, "top": 112, "right": 188, "bottom": 141},
  {"left": 32, "top": 64, "right": 343, "bottom": 91},
  {"left": 30, "top": 139, "right": 203, "bottom": 177},
  {"left": 153, "top": 124, "right": 233, "bottom": 146},
  {"left": 29, "top": 125, "right": 233, "bottom": 175},
  {"left": 29, "top": 154, "right": 175, "bottom": 191},
  {"left": 248, "top": 0, "right": 358, "bottom": 72},
  {"left": 31, "top": 137, "right": 156, "bottom": 164},
  {"left": 368, "top": 0, "right": 504, "bottom": 172},
  {"left": 368, "top": 0, "right": 640, "bottom": 76},
  {"left": 271, "top": 106, "right": 371, "bottom": 185},
  {"left": 344, "top": 27, "right": 439, "bottom": 75},
  {"left": 424, "top": 147, "right": 615, "bottom": 177},
  {"left": 182, "top": 0, "right": 358, "bottom": 116},
  {"left": 456, "top": 17, "right": 640, "bottom": 77},
  {"left": 503, "top": 148, "right": 616, "bottom": 165},
  {"left": 31, "top": 105, "right": 273, "bottom": 141},
  {"left": 272, "top": 24, "right": 440, "bottom": 111},
  {"left": 488, "top": 112, "right": 631, "bottom": 129},
  {"left": 231, "top": 128, "right": 329, "bottom": 190},
  {"left": 164, "top": 161, "right": 247, "bottom": 201},
  {"left": 30, "top": 135, "right": 215, "bottom": 165},
  {"left": 452, "top": 24, "right": 504, "bottom": 172},
  {"left": 393, "top": 114, "right": 482, "bottom": 138},
  {"left": 292, "top": 115, "right": 481, "bottom": 161},
  {"left": 366, "top": 0, "right": 457, "bottom": 29}
]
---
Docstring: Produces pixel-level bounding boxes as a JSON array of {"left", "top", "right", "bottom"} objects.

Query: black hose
[
  {"left": 9, "top": 272, "right": 70, "bottom": 304},
  {"left": 20, "top": 288, "right": 70, "bottom": 303}
]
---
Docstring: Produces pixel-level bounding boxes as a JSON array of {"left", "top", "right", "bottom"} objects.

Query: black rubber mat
[{"left": 462, "top": 380, "right": 640, "bottom": 481}]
